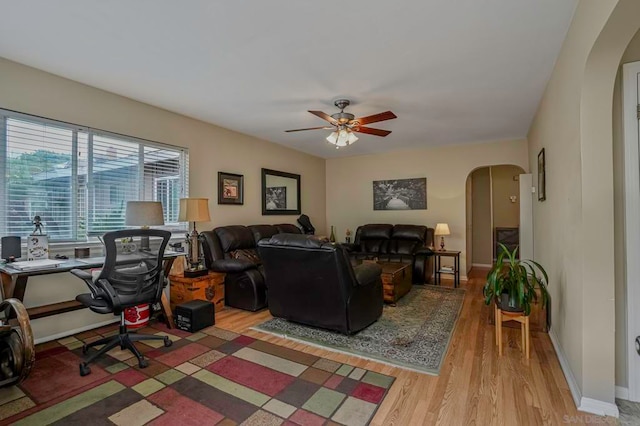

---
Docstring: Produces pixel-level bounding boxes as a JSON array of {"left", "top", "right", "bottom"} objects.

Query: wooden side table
[
  {"left": 433, "top": 250, "right": 461, "bottom": 288},
  {"left": 169, "top": 271, "right": 225, "bottom": 313}
]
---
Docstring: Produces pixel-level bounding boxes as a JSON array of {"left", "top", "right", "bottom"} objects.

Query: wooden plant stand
[{"left": 495, "top": 304, "right": 530, "bottom": 359}]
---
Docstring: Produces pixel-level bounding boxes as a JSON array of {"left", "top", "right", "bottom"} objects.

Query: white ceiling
[{"left": 0, "top": 0, "right": 576, "bottom": 158}]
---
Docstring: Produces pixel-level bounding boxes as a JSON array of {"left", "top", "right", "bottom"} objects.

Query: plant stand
[{"left": 495, "top": 304, "right": 530, "bottom": 359}]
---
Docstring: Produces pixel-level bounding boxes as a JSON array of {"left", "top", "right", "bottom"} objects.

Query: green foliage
[{"left": 482, "top": 243, "right": 549, "bottom": 316}]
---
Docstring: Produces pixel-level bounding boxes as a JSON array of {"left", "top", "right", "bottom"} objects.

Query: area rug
[
  {"left": 253, "top": 285, "right": 465, "bottom": 375},
  {"left": 0, "top": 322, "right": 394, "bottom": 425}
]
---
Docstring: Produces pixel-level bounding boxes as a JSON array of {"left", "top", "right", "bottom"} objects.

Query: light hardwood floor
[{"left": 215, "top": 268, "right": 609, "bottom": 425}]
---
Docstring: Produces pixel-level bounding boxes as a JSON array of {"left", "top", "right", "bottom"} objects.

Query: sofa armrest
[
  {"left": 210, "top": 259, "right": 258, "bottom": 273},
  {"left": 341, "top": 243, "right": 360, "bottom": 253},
  {"left": 353, "top": 263, "right": 382, "bottom": 287},
  {"left": 415, "top": 246, "right": 434, "bottom": 256}
]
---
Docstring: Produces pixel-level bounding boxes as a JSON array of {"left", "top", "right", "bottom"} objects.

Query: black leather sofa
[
  {"left": 344, "top": 224, "right": 435, "bottom": 284},
  {"left": 258, "top": 234, "right": 383, "bottom": 334},
  {"left": 200, "top": 223, "right": 302, "bottom": 311}
]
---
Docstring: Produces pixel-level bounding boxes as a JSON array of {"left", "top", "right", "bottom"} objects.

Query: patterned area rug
[
  {"left": 0, "top": 322, "right": 394, "bottom": 425},
  {"left": 254, "top": 285, "right": 465, "bottom": 375}
]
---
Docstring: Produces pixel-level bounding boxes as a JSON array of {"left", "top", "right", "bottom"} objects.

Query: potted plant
[{"left": 483, "top": 243, "right": 549, "bottom": 316}]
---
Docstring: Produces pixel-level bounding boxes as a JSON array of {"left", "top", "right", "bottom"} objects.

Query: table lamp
[
  {"left": 125, "top": 201, "right": 165, "bottom": 251},
  {"left": 435, "top": 223, "right": 450, "bottom": 251},
  {"left": 178, "top": 198, "right": 210, "bottom": 277}
]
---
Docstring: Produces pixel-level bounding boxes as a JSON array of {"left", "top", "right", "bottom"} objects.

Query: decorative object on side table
[
  {"left": 329, "top": 225, "right": 336, "bottom": 242},
  {"left": 125, "top": 201, "right": 165, "bottom": 251},
  {"left": 217, "top": 171, "right": 244, "bottom": 205},
  {"left": 435, "top": 223, "right": 450, "bottom": 250},
  {"left": 345, "top": 228, "right": 352, "bottom": 243},
  {"left": 483, "top": 243, "right": 549, "bottom": 358},
  {"left": 27, "top": 216, "right": 49, "bottom": 261},
  {"left": 179, "top": 197, "right": 210, "bottom": 277}
]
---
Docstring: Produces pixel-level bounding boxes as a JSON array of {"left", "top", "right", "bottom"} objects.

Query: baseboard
[
  {"left": 34, "top": 318, "right": 120, "bottom": 345},
  {"left": 578, "top": 397, "right": 619, "bottom": 418},
  {"left": 472, "top": 263, "right": 492, "bottom": 268},
  {"left": 548, "top": 328, "right": 619, "bottom": 418},
  {"left": 616, "top": 386, "right": 629, "bottom": 400}
]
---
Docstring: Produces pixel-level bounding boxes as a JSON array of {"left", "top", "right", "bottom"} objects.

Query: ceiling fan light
[
  {"left": 326, "top": 131, "right": 338, "bottom": 144},
  {"left": 337, "top": 129, "right": 350, "bottom": 146},
  {"left": 348, "top": 132, "right": 358, "bottom": 144}
]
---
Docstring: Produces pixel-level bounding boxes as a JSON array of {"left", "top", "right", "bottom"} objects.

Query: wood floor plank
[{"left": 214, "top": 269, "right": 608, "bottom": 425}]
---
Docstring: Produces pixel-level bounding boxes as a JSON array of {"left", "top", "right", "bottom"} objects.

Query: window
[{"left": 0, "top": 110, "right": 189, "bottom": 241}]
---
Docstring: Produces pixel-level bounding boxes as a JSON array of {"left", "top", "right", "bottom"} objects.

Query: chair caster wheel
[
  {"left": 163, "top": 337, "right": 172, "bottom": 347},
  {"left": 139, "top": 358, "right": 149, "bottom": 369},
  {"left": 82, "top": 344, "right": 88, "bottom": 354},
  {"left": 79, "top": 363, "right": 91, "bottom": 376}
]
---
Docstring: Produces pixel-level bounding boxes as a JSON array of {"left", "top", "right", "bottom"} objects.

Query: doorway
[{"left": 465, "top": 165, "right": 525, "bottom": 275}]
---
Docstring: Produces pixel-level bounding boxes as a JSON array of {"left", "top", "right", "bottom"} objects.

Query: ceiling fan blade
[
  {"left": 354, "top": 111, "right": 397, "bottom": 125},
  {"left": 308, "top": 110, "right": 338, "bottom": 125},
  {"left": 285, "top": 126, "right": 334, "bottom": 133},
  {"left": 354, "top": 126, "right": 392, "bottom": 137}
]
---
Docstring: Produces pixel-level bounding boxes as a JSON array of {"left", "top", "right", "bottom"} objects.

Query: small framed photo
[
  {"left": 537, "top": 148, "right": 546, "bottom": 201},
  {"left": 218, "top": 172, "right": 244, "bottom": 205}
]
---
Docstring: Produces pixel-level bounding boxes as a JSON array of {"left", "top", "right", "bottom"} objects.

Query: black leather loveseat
[
  {"left": 258, "top": 234, "right": 384, "bottom": 334},
  {"left": 200, "top": 223, "right": 301, "bottom": 311},
  {"left": 344, "top": 224, "right": 435, "bottom": 284}
]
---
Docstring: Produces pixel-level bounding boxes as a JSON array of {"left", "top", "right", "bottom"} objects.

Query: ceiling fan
[{"left": 285, "top": 99, "right": 397, "bottom": 148}]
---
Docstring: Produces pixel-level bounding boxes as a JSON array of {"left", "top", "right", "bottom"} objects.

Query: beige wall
[
  {"left": 0, "top": 57, "right": 326, "bottom": 340},
  {"left": 613, "top": 28, "right": 640, "bottom": 388},
  {"left": 471, "top": 168, "right": 492, "bottom": 265},
  {"left": 325, "top": 139, "right": 529, "bottom": 279},
  {"left": 527, "top": 0, "right": 640, "bottom": 406},
  {"left": 491, "top": 165, "right": 522, "bottom": 229}
]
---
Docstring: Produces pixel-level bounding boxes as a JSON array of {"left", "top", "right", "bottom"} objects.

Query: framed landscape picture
[
  {"left": 537, "top": 148, "right": 546, "bottom": 201},
  {"left": 218, "top": 172, "right": 244, "bottom": 205},
  {"left": 373, "top": 177, "right": 427, "bottom": 210}
]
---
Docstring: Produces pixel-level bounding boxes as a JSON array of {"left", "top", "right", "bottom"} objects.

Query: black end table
[{"left": 434, "top": 250, "right": 461, "bottom": 288}]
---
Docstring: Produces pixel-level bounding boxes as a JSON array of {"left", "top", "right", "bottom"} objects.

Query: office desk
[{"left": 0, "top": 251, "right": 183, "bottom": 327}]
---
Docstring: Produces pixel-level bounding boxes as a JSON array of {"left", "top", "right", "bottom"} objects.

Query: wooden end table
[
  {"left": 433, "top": 250, "right": 461, "bottom": 288},
  {"left": 169, "top": 271, "right": 225, "bottom": 313}
]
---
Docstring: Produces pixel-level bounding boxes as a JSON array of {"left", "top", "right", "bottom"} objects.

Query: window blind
[{"left": 0, "top": 110, "right": 188, "bottom": 242}]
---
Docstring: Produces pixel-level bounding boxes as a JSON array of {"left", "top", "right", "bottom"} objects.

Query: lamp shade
[
  {"left": 178, "top": 198, "right": 211, "bottom": 222},
  {"left": 125, "top": 201, "right": 165, "bottom": 226},
  {"left": 435, "top": 223, "right": 450, "bottom": 236}
]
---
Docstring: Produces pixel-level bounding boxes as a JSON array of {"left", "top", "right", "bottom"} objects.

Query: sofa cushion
[
  {"left": 392, "top": 224, "right": 427, "bottom": 242},
  {"left": 358, "top": 224, "right": 393, "bottom": 240},
  {"left": 389, "top": 239, "right": 420, "bottom": 255},
  {"left": 275, "top": 223, "right": 302, "bottom": 234},
  {"left": 214, "top": 225, "right": 255, "bottom": 253},
  {"left": 362, "top": 239, "right": 389, "bottom": 254},
  {"left": 261, "top": 233, "right": 330, "bottom": 250},
  {"left": 249, "top": 225, "right": 279, "bottom": 245}
]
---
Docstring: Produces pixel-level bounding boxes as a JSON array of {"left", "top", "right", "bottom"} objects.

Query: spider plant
[{"left": 483, "top": 243, "right": 549, "bottom": 316}]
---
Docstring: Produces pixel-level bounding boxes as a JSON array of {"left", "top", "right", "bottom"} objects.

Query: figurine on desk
[{"left": 27, "top": 216, "right": 49, "bottom": 261}]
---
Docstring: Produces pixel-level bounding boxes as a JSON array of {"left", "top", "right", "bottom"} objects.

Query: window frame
[{"left": 0, "top": 108, "right": 189, "bottom": 243}]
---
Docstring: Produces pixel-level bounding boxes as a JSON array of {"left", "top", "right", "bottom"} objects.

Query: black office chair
[{"left": 71, "top": 229, "right": 173, "bottom": 376}]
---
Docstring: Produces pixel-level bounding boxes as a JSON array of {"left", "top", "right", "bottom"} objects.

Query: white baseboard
[
  {"left": 548, "top": 328, "right": 619, "bottom": 418},
  {"left": 34, "top": 318, "right": 120, "bottom": 345},
  {"left": 579, "top": 397, "right": 619, "bottom": 418},
  {"left": 616, "top": 386, "right": 629, "bottom": 400},
  {"left": 472, "top": 263, "right": 492, "bottom": 268}
]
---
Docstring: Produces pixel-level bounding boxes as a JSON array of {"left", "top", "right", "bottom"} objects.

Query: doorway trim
[{"left": 623, "top": 60, "right": 640, "bottom": 401}]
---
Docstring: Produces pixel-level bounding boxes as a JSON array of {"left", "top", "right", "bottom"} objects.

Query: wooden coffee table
[{"left": 378, "top": 262, "right": 412, "bottom": 304}]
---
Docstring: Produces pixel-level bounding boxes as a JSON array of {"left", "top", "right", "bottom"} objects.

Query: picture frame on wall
[
  {"left": 218, "top": 172, "right": 244, "bottom": 205},
  {"left": 373, "top": 177, "right": 427, "bottom": 210},
  {"left": 537, "top": 148, "right": 546, "bottom": 201}
]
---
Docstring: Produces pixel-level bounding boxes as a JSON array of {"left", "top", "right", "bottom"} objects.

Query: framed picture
[
  {"left": 373, "top": 177, "right": 427, "bottom": 210},
  {"left": 265, "top": 186, "right": 287, "bottom": 210},
  {"left": 218, "top": 172, "right": 244, "bottom": 205},
  {"left": 537, "top": 148, "right": 546, "bottom": 201}
]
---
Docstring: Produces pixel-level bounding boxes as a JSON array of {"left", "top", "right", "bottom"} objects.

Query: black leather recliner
[
  {"left": 200, "top": 224, "right": 301, "bottom": 311},
  {"left": 258, "top": 234, "right": 384, "bottom": 335},
  {"left": 344, "top": 224, "right": 435, "bottom": 284}
]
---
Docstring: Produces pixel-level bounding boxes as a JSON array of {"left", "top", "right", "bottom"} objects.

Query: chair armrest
[
  {"left": 353, "top": 263, "right": 382, "bottom": 286},
  {"left": 210, "top": 259, "right": 258, "bottom": 273},
  {"left": 70, "top": 268, "right": 102, "bottom": 296}
]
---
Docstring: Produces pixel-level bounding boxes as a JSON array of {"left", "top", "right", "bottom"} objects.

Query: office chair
[{"left": 71, "top": 229, "right": 173, "bottom": 376}]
